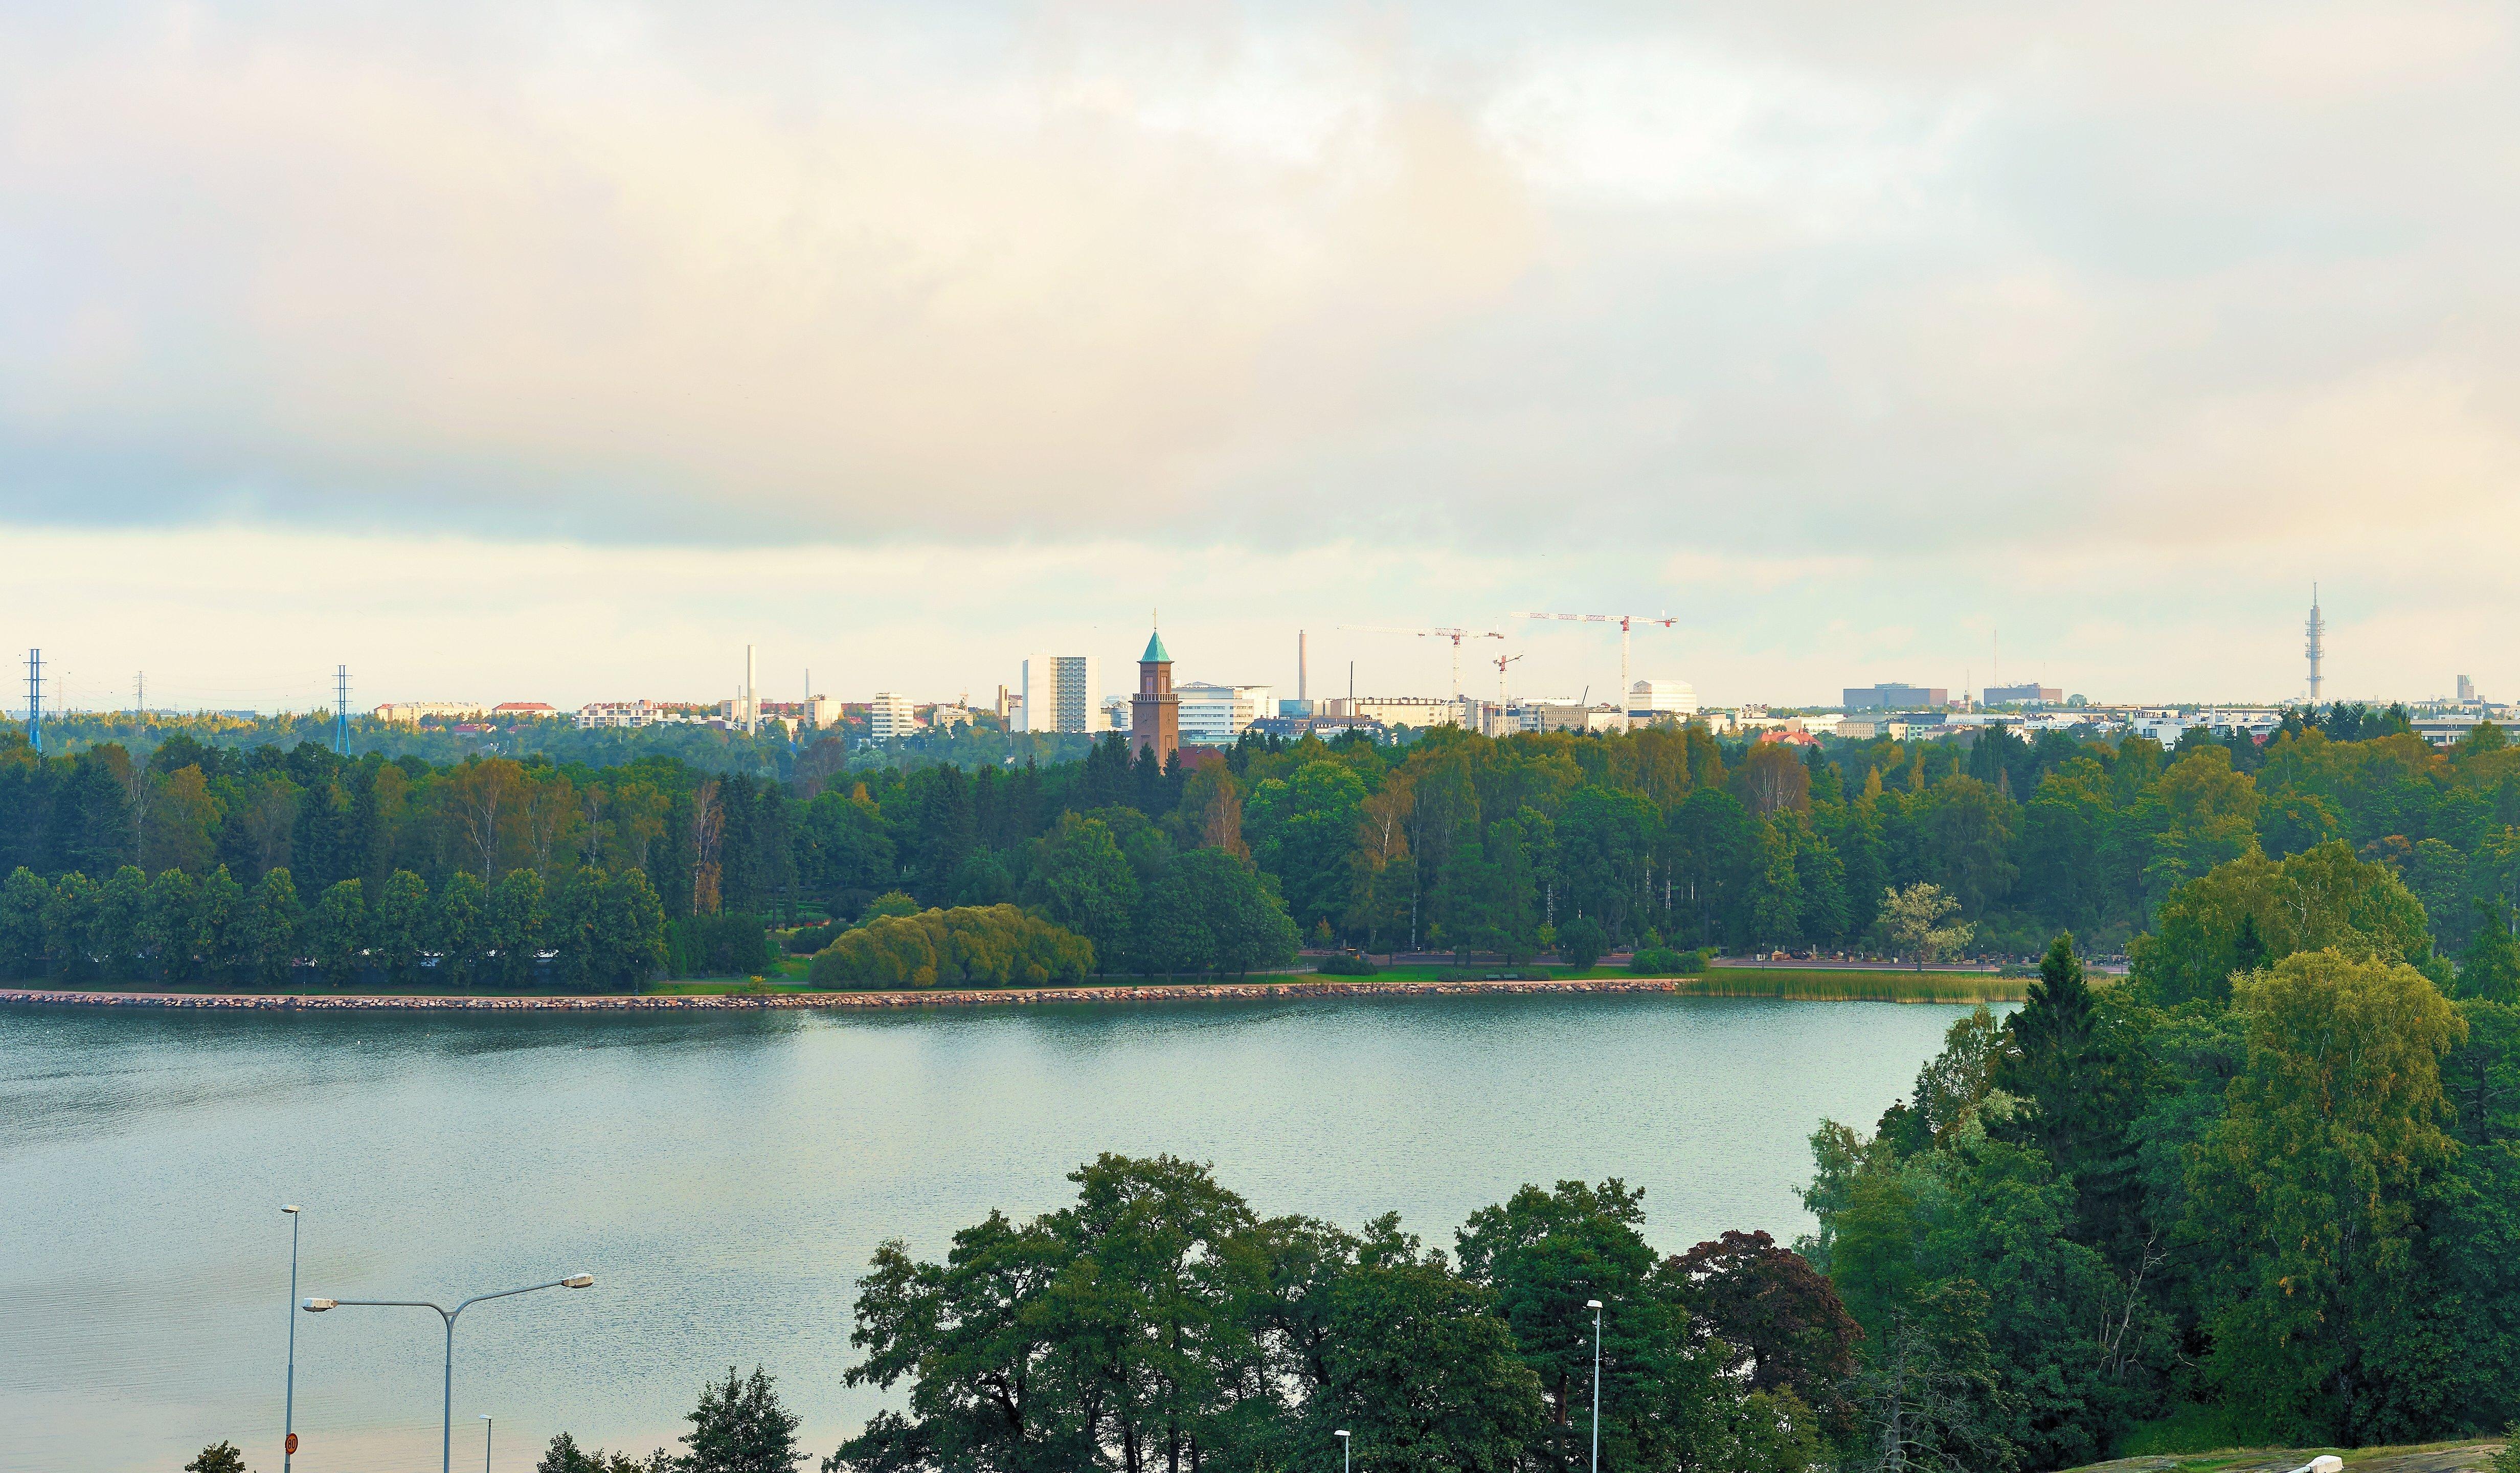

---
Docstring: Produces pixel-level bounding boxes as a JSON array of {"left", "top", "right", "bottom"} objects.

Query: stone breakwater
[{"left": 0, "top": 978, "right": 1689, "bottom": 1012}]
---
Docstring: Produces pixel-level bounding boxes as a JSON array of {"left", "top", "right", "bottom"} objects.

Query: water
[{"left": 0, "top": 994, "right": 1987, "bottom": 1473}]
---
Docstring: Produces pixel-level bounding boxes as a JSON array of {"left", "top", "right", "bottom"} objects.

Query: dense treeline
[
  {"left": 791, "top": 867, "right": 2520, "bottom": 1471},
  {"left": 1796, "top": 858, "right": 2518, "bottom": 1464},
  {"left": 8, "top": 708, "right": 2517, "bottom": 986},
  {"left": 164, "top": 847, "right": 2520, "bottom": 1468},
  {"left": 832, "top": 1154, "right": 1842, "bottom": 1473}
]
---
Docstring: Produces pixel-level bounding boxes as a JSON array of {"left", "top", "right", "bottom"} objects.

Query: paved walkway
[{"left": 0, "top": 976, "right": 1690, "bottom": 1012}]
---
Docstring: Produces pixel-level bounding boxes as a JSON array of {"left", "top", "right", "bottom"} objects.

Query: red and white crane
[
  {"left": 1504, "top": 612, "right": 1681, "bottom": 716},
  {"left": 1337, "top": 626, "right": 1504, "bottom": 703}
]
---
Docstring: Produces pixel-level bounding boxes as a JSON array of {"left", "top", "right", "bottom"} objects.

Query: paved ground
[{"left": 2073, "top": 1442, "right": 2502, "bottom": 1473}]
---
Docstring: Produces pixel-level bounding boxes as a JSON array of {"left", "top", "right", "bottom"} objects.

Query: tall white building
[
  {"left": 869, "top": 691, "right": 919, "bottom": 742},
  {"left": 1020, "top": 654, "right": 1106, "bottom": 734},
  {"left": 1176, "top": 682, "right": 1274, "bottom": 745}
]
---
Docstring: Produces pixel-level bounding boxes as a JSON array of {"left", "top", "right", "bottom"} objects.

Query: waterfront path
[{"left": 0, "top": 976, "right": 1702, "bottom": 1012}]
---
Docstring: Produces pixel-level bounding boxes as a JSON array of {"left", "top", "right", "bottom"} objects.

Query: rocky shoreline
[{"left": 0, "top": 976, "right": 1692, "bottom": 1012}]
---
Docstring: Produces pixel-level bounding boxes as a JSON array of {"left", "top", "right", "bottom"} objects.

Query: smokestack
[
  {"left": 1299, "top": 630, "right": 1308, "bottom": 702},
  {"left": 746, "top": 643, "right": 757, "bottom": 735}
]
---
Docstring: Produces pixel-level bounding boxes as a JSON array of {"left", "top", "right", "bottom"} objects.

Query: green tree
[
  {"left": 0, "top": 867, "right": 49, "bottom": 978},
  {"left": 681, "top": 1366, "right": 802, "bottom": 1473},
  {"left": 1024, "top": 813, "right": 1138, "bottom": 974},
  {"left": 95, "top": 864, "right": 149, "bottom": 980},
  {"left": 304, "top": 879, "right": 365, "bottom": 987},
  {"left": 1246, "top": 760, "right": 1367, "bottom": 934},
  {"left": 197, "top": 864, "right": 247, "bottom": 984},
  {"left": 1991, "top": 933, "right": 2155, "bottom": 1261},
  {"left": 591, "top": 867, "right": 667, "bottom": 989},
  {"left": 2131, "top": 842, "right": 2432, "bottom": 1006},
  {"left": 370, "top": 869, "right": 430, "bottom": 985},
  {"left": 535, "top": 1432, "right": 673, "bottom": 1473},
  {"left": 433, "top": 869, "right": 489, "bottom": 987},
  {"left": 489, "top": 867, "right": 547, "bottom": 989},
  {"left": 43, "top": 871, "right": 103, "bottom": 980},
  {"left": 142, "top": 867, "right": 201, "bottom": 981},
  {"left": 185, "top": 1441, "right": 251, "bottom": 1473},
  {"left": 1316, "top": 1216, "right": 1545, "bottom": 1472},
  {"left": 2189, "top": 949, "right": 2465, "bottom": 1440},
  {"left": 2461, "top": 899, "right": 2520, "bottom": 1002},
  {"left": 241, "top": 868, "right": 302, "bottom": 985}
]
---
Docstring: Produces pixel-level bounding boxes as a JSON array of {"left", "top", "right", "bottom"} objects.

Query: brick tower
[{"left": 1131, "top": 625, "right": 1179, "bottom": 769}]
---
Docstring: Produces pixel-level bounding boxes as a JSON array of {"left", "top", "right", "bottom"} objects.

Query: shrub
[
  {"left": 810, "top": 905, "right": 1094, "bottom": 989},
  {"left": 782, "top": 921, "right": 841, "bottom": 955},
  {"left": 1677, "top": 947, "right": 1710, "bottom": 974},
  {"left": 1316, "top": 953, "right": 1380, "bottom": 977},
  {"left": 665, "top": 913, "right": 773, "bottom": 979},
  {"left": 1556, "top": 916, "right": 1607, "bottom": 971},
  {"left": 1630, "top": 946, "right": 1687, "bottom": 975}
]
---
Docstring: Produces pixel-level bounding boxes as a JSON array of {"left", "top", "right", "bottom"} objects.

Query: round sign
[{"left": 285, "top": 1434, "right": 299, "bottom": 1455}]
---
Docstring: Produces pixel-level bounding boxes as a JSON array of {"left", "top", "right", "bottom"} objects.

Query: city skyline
[{"left": 6, "top": 3, "right": 2516, "bottom": 709}]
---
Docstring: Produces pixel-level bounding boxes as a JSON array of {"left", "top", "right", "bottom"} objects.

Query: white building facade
[
  {"left": 1176, "top": 682, "right": 1274, "bottom": 745},
  {"left": 869, "top": 692, "right": 920, "bottom": 742},
  {"left": 1020, "top": 654, "right": 1106, "bottom": 734},
  {"left": 1627, "top": 679, "right": 1700, "bottom": 722}
]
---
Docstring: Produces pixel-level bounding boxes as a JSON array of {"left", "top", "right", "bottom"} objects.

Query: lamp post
[
  {"left": 281, "top": 1206, "right": 303, "bottom": 1473},
  {"left": 1334, "top": 1429, "right": 1349, "bottom": 1473},
  {"left": 480, "top": 1414, "right": 492, "bottom": 1473},
  {"left": 302, "top": 1274, "right": 593, "bottom": 1473},
  {"left": 1586, "top": 1298, "right": 1604, "bottom": 1473}
]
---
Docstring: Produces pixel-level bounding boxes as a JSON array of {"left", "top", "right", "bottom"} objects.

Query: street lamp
[
  {"left": 302, "top": 1274, "right": 595, "bottom": 1473},
  {"left": 1334, "top": 1429, "right": 1349, "bottom": 1473},
  {"left": 282, "top": 1206, "right": 303, "bottom": 1473},
  {"left": 480, "top": 1414, "right": 493, "bottom": 1473},
  {"left": 1586, "top": 1299, "right": 1604, "bottom": 1473}
]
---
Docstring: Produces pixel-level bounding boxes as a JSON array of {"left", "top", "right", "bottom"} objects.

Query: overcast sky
[{"left": 4, "top": 0, "right": 2514, "bottom": 713}]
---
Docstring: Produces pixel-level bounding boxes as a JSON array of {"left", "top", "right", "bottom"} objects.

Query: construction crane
[
  {"left": 1505, "top": 612, "right": 1681, "bottom": 717},
  {"left": 1338, "top": 626, "right": 1504, "bottom": 702},
  {"left": 1486, "top": 652, "right": 1523, "bottom": 733}
]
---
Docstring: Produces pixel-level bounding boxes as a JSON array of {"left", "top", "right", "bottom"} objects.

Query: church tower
[{"left": 1131, "top": 624, "right": 1179, "bottom": 769}]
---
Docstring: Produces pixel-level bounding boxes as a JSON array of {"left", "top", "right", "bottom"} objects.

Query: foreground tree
[
  {"left": 2190, "top": 948, "right": 2465, "bottom": 1441},
  {"left": 683, "top": 1366, "right": 803, "bottom": 1473}
]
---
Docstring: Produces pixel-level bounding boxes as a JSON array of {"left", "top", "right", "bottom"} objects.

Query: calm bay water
[{"left": 0, "top": 994, "right": 1987, "bottom": 1473}]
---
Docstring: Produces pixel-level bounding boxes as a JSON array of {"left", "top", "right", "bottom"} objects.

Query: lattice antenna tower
[
  {"left": 2304, "top": 584, "right": 2325, "bottom": 708},
  {"left": 334, "top": 665, "right": 351, "bottom": 755},
  {"left": 25, "top": 649, "right": 42, "bottom": 755}
]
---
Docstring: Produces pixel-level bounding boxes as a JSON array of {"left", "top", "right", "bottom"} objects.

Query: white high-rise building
[
  {"left": 1020, "top": 654, "right": 1106, "bottom": 734},
  {"left": 1628, "top": 679, "right": 1700, "bottom": 721},
  {"left": 869, "top": 691, "right": 919, "bottom": 742}
]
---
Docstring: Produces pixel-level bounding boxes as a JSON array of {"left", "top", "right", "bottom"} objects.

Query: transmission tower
[
  {"left": 2304, "top": 585, "right": 2325, "bottom": 708},
  {"left": 25, "top": 649, "right": 41, "bottom": 755},
  {"left": 135, "top": 671, "right": 146, "bottom": 717},
  {"left": 334, "top": 665, "right": 351, "bottom": 755}
]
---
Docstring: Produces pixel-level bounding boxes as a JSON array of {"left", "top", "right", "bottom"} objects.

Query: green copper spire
[{"left": 1141, "top": 628, "right": 1171, "bottom": 664}]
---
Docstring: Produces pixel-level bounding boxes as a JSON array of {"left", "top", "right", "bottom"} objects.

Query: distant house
[
  {"left": 491, "top": 702, "right": 557, "bottom": 719},
  {"left": 374, "top": 701, "right": 486, "bottom": 722}
]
